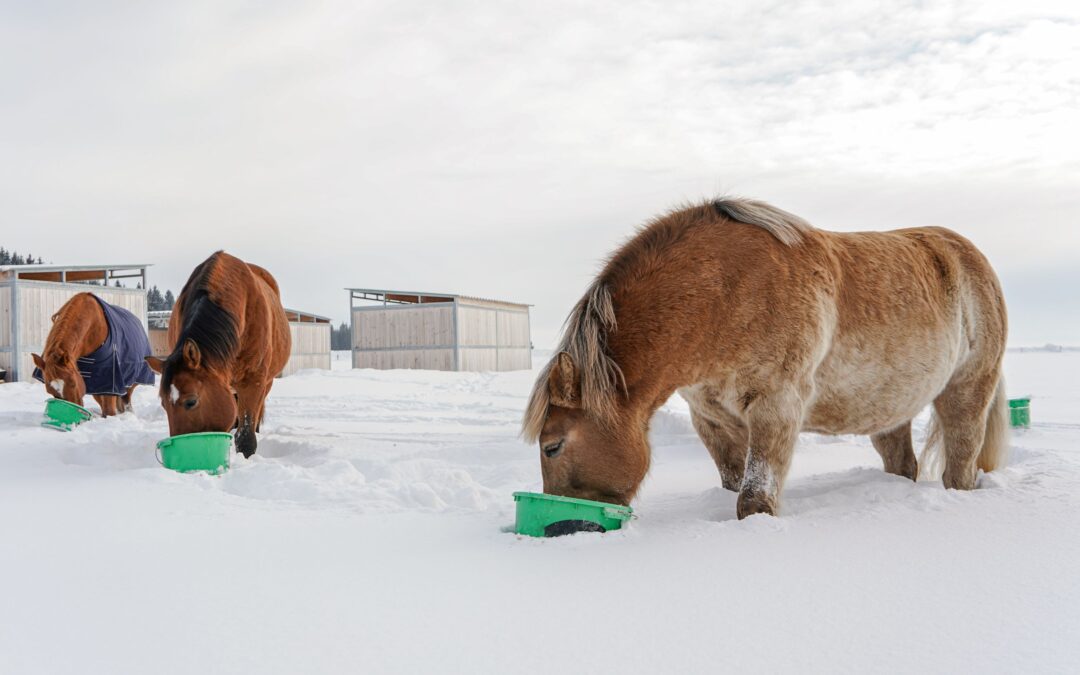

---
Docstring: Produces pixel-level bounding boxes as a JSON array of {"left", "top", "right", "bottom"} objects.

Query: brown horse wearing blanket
[
  {"left": 523, "top": 198, "right": 1008, "bottom": 519},
  {"left": 146, "top": 251, "right": 290, "bottom": 457},
  {"left": 31, "top": 293, "right": 151, "bottom": 416}
]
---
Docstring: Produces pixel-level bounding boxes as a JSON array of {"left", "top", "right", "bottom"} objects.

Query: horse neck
[
  {"left": 208, "top": 260, "right": 250, "bottom": 336},
  {"left": 47, "top": 297, "right": 108, "bottom": 362},
  {"left": 612, "top": 324, "right": 700, "bottom": 422}
]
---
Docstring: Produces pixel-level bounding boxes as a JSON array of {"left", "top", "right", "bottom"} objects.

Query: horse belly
[{"left": 804, "top": 332, "right": 961, "bottom": 436}]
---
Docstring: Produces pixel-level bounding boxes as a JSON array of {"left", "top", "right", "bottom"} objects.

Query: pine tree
[
  {"left": 147, "top": 285, "right": 166, "bottom": 311},
  {"left": 0, "top": 248, "right": 8, "bottom": 265},
  {"left": 164, "top": 290, "right": 175, "bottom": 309},
  {"left": 331, "top": 322, "right": 352, "bottom": 350}
]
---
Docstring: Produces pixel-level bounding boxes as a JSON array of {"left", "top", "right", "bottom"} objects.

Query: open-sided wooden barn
[
  {"left": 0, "top": 263, "right": 149, "bottom": 383},
  {"left": 146, "top": 307, "right": 330, "bottom": 377},
  {"left": 348, "top": 288, "right": 532, "bottom": 372}
]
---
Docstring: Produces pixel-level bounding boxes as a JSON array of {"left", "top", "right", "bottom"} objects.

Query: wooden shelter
[
  {"left": 348, "top": 288, "right": 532, "bottom": 372},
  {"left": 281, "top": 308, "right": 332, "bottom": 376},
  {"left": 146, "top": 307, "right": 330, "bottom": 377},
  {"left": 0, "top": 263, "right": 150, "bottom": 383}
]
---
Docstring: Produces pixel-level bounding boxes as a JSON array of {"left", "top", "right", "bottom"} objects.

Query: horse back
[{"left": 245, "top": 262, "right": 281, "bottom": 298}]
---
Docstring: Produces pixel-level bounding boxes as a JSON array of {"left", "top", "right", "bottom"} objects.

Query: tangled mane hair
[
  {"left": 521, "top": 197, "right": 811, "bottom": 443},
  {"left": 161, "top": 253, "right": 239, "bottom": 390},
  {"left": 522, "top": 282, "right": 625, "bottom": 442}
]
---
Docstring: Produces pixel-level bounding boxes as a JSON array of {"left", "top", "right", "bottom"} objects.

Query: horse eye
[
  {"left": 183, "top": 398, "right": 198, "bottom": 410},
  {"left": 543, "top": 440, "right": 565, "bottom": 458}
]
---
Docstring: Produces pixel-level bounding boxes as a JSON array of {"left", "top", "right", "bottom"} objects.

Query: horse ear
[
  {"left": 182, "top": 339, "right": 202, "bottom": 370},
  {"left": 32, "top": 353, "right": 45, "bottom": 369},
  {"left": 145, "top": 356, "right": 165, "bottom": 374},
  {"left": 547, "top": 351, "right": 582, "bottom": 408}
]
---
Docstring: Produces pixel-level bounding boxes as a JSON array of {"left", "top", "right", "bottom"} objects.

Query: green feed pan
[
  {"left": 42, "top": 398, "right": 93, "bottom": 431},
  {"left": 1009, "top": 397, "right": 1031, "bottom": 429},
  {"left": 156, "top": 432, "right": 232, "bottom": 474},
  {"left": 513, "top": 491, "right": 633, "bottom": 537}
]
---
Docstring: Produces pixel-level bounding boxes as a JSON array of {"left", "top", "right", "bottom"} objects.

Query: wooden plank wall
[
  {"left": 353, "top": 348, "right": 455, "bottom": 371},
  {"left": 148, "top": 328, "right": 171, "bottom": 358},
  {"left": 0, "top": 284, "right": 10, "bottom": 349},
  {"left": 280, "top": 321, "right": 331, "bottom": 376},
  {"left": 350, "top": 301, "right": 530, "bottom": 372},
  {"left": 353, "top": 305, "right": 454, "bottom": 349},
  {"left": 457, "top": 301, "right": 531, "bottom": 371},
  {"left": 351, "top": 305, "right": 455, "bottom": 371}
]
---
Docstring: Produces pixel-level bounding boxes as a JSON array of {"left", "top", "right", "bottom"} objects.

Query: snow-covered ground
[{"left": 1, "top": 350, "right": 1078, "bottom": 674}]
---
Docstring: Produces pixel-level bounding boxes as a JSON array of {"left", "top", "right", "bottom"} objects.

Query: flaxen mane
[{"left": 522, "top": 198, "right": 812, "bottom": 441}]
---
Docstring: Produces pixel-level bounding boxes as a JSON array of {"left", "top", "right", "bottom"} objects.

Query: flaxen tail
[
  {"left": 977, "top": 379, "right": 1010, "bottom": 473},
  {"left": 919, "top": 378, "right": 1009, "bottom": 479}
]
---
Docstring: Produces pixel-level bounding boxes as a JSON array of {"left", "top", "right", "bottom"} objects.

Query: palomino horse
[
  {"left": 32, "top": 292, "right": 155, "bottom": 416},
  {"left": 146, "top": 251, "right": 290, "bottom": 457},
  {"left": 524, "top": 198, "right": 1008, "bottom": 519}
]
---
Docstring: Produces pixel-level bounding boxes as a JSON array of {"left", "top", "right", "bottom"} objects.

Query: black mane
[{"left": 161, "top": 253, "right": 239, "bottom": 389}]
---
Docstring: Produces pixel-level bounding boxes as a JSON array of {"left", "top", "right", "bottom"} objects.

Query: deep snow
[{"left": 1, "top": 350, "right": 1078, "bottom": 674}]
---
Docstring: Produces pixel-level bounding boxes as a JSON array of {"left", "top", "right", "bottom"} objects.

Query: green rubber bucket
[
  {"left": 513, "top": 491, "right": 633, "bottom": 537},
  {"left": 42, "top": 398, "right": 93, "bottom": 431},
  {"left": 1009, "top": 397, "right": 1031, "bottom": 429},
  {"left": 156, "top": 432, "right": 232, "bottom": 474}
]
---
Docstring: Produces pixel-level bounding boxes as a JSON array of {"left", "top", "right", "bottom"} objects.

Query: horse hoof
[
  {"left": 235, "top": 429, "right": 257, "bottom": 458},
  {"left": 736, "top": 491, "right": 776, "bottom": 519}
]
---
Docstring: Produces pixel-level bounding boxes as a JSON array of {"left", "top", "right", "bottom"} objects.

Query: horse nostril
[{"left": 543, "top": 440, "right": 565, "bottom": 458}]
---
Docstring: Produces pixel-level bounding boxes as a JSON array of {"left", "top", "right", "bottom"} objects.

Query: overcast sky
[{"left": 2, "top": 1, "right": 1078, "bottom": 347}]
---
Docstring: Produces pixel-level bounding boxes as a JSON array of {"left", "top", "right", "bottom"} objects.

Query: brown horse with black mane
[
  {"left": 524, "top": 198, "right": 1008, "bottom": 519},
  {"left": 146, "top": 251, "right": 290, "bottom": 457}
]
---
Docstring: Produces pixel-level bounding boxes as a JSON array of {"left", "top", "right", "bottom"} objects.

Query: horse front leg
[
  {"left": 687, "top": 402, "right": 748, "bottom": 492},
  {"left": 234, "top": 380, "right": 271, "bottom": 458},
  {"left": 737, "top": 388, "right": 804, "bottom": 519}
]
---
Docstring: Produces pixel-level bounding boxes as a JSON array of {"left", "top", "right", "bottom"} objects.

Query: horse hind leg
[
  {"left": 95, "top": 394, "right": 118, "bottom": 417},
  {"left": 120, "top": 384, "right": 137, "bottom": 413},
  {"left": 687, "top": 405, "right": 748, "bottom": 492},
  {"left": 870, "top": 422, "right": 918, "bottom": 481},
  {"left": 927, "top": 372, "right": 1004, "bottom": 490}
]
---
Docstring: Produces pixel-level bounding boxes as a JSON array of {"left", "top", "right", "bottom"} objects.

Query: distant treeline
[
  {"left": 0, "top": 248, "right": 45, "bottom": 265},
  {"left": 147, "top": 285, "right": 176, "bottom": 312},
  {"left": 331, "top": 322, "right": 351, "bottom": 350}
]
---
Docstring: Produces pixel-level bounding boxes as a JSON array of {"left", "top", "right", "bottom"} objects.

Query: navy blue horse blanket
[{"left": 34, "top": 294, "right": 156, "bottom": 396}]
